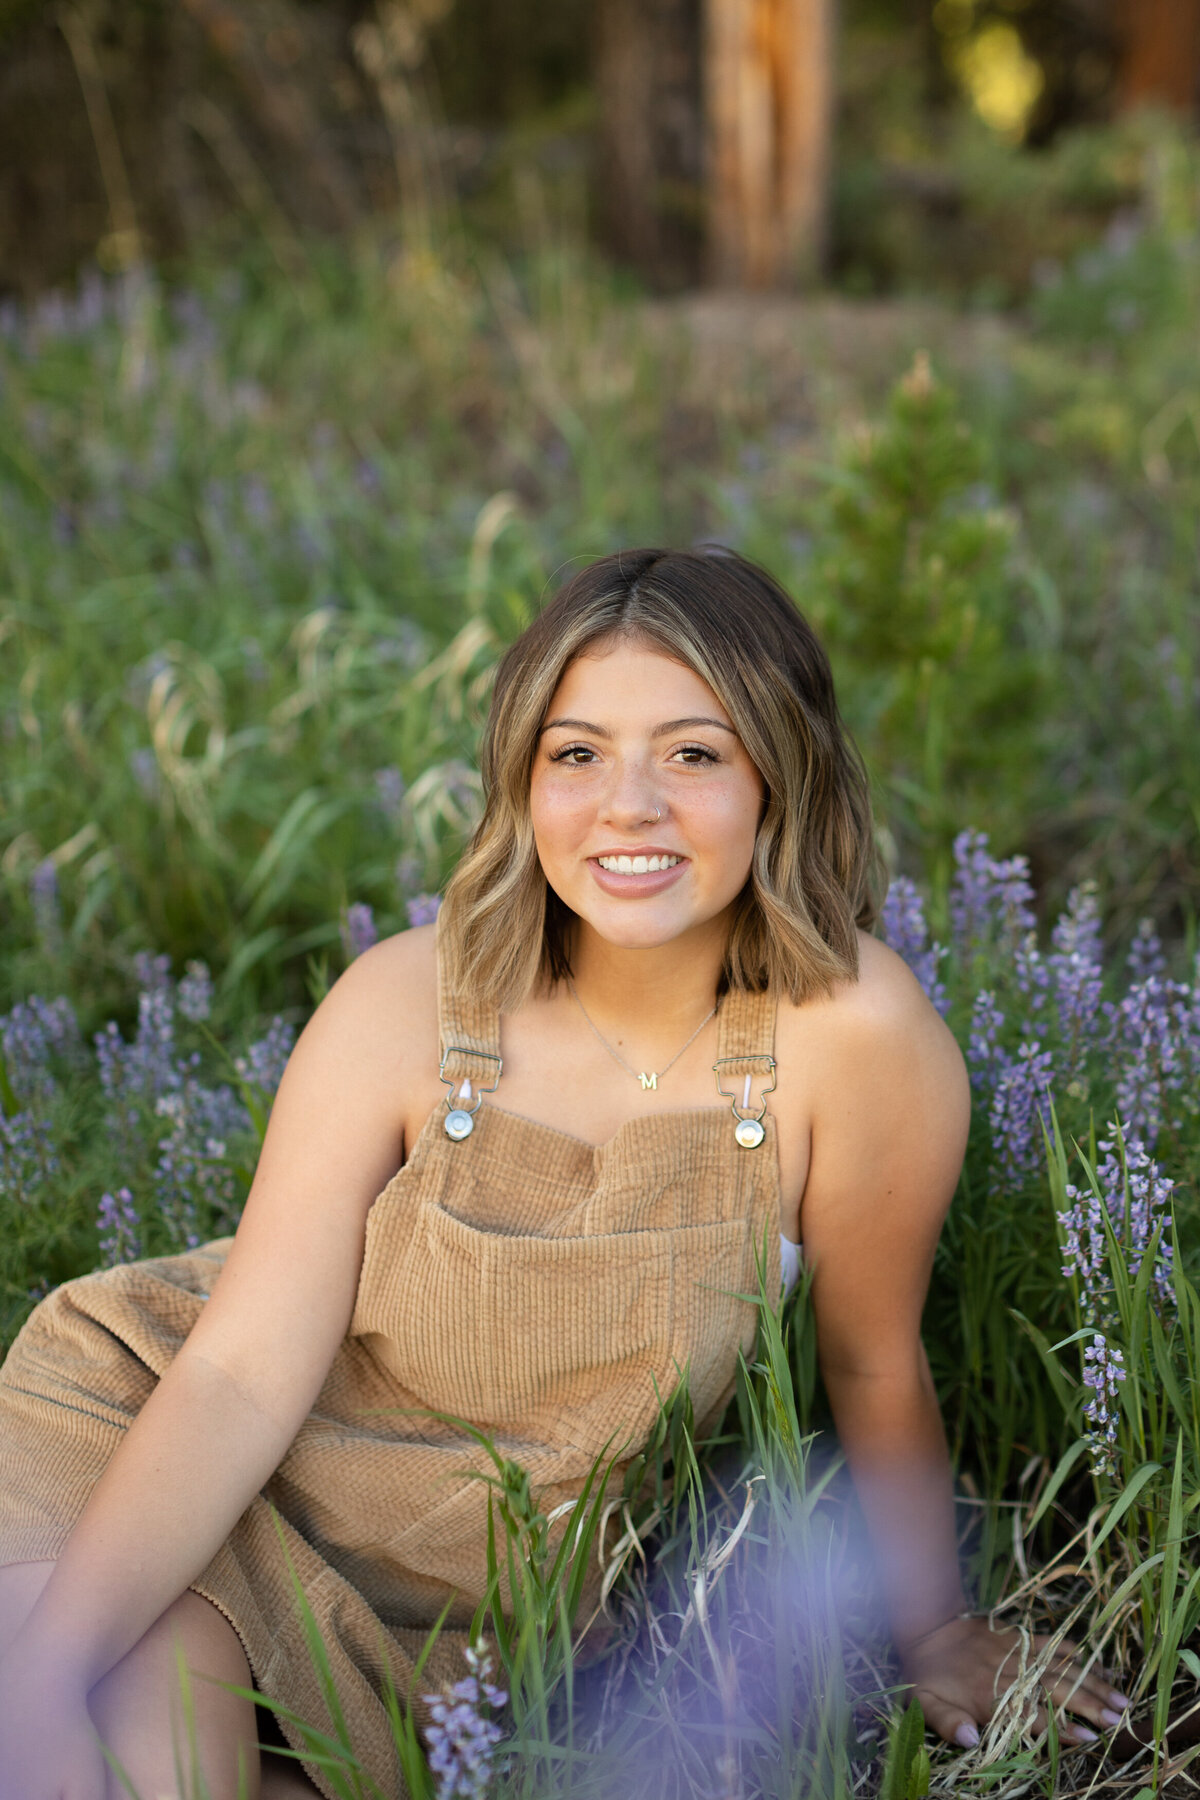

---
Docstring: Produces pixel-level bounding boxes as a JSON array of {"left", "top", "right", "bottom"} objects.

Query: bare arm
[
  {"left": 801, "top": 941, "right": 970, "bottom": 1655},
  {"left": 6, "top": 928, "right": 435, "bottom": 1698},
  {"left": 801, "top": 938, "right": 1124, "bottom": 1746}
]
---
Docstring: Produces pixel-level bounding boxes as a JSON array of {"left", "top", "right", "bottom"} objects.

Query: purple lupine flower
[
  {"left": 95, "top": 960, "right": 185, "bottom": 1170},
  {"left": 30, "top": 859, "right": 62, "bottom": 955},
  {"left": 967, "top": 990, "right": 1005, "bottom": 1093},
  {"left": 132, "top": 951, "right": 173, "bottom": 994},
  {"left": 1049, "top": 884, "right": 1105, "bottom": 1068},
  {"left": 341, "top": 904, "right": 378, "bottom": 963},
  {"left": 153, "top": 1079, "right": 247, "bottom": 1247},
  {"left": 1081, "top": 1334, "right": 1125, "bottom": 1470},
  {"left": 1127, "top": 919, "right": 1167, "bottom": 984},
  {"left": 95, "top": 1019, "right": 149, "bottom": 1174},
  {"left": 1, "top": 996, "right": 82, "bottom": 1107},
  {"left": 1012, "top": 932, "right": 1051, "bottom": 1038},
  {"left": 1058, "top": 1124, "right": 1173, "bottom": 1470},
  {"left": 949, "top": 829, "right": 1037, "bottom": 956},
  {"left": 177, "top": 962, "right": 213, "bottom": 1024},
  {"left": 1059, "top": 1129, "right": 1175, "bottom": 1307},
  {"left": 407, "top": 893, "right": 441, "bottom": 930},
  {"left": 1113, "top": 976, "right": 1190, "bottom": 1148},
  {"left": 98, "top": 1187, "right": 141, "bottom": 1265},
  {"left": 235, "top": 1019, "right": 295, "bottom": 1095},
  {"left": 374, "top": 767, "right": 407, "bottom": 826},
  {"left": 423, "top": 1640, "right": 507, "bottom": 1800},
  {"left": 125, "top": 983, "right": 184, "bottom": 1104},
  {"left": 986, "top": 1039, "right": 1055, "bottom": 1192},
  {"left": 0, "top": 1110, "right": 59, "bottom": 1201},
  {"left": 879, "top": 877, "right": 949, "bottom": 1016}
]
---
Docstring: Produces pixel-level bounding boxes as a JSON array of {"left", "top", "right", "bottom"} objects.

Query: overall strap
[
  {"left": 436, "top": 911, "right": 503, "bottom": 1097},
  {"left": 714, "top": 983, "right": 776, "bottom": 1067},
  {"left": 713, "top": 984, "right": 778, "bottom": 1136}
]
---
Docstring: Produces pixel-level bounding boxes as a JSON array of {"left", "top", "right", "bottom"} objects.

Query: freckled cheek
[
  {"left": 529, "top": 777, "right": 594, "bottom": 869},
  {"left": 680, "top": 787, "right": 759, "bottom": 883}
]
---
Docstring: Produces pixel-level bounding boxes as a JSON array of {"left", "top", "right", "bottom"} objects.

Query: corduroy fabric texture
[{"left": 0, "top": 926, "right": 781, "bottom": 1799}]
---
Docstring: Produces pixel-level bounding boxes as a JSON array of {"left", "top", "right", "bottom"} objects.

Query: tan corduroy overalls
[{"left": 0, "top": 927, "right": 781, "bottom": 1800}]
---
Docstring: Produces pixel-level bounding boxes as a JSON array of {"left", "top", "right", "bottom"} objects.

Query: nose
[{"left": 598, "top": 754, "right": 664, "bottom": 830}]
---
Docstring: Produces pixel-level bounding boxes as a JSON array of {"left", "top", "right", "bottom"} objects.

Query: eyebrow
[{"left": 540, "top": 715, "right": 737, "bottom": 739}]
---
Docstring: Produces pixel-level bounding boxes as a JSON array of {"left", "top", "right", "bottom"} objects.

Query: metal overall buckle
[
  {"left": 439, "top": 1047, "right": 503, "bottom": 1141},
  {"left": 712, "top": 1054, "right": 777, "bottom": 1149}
]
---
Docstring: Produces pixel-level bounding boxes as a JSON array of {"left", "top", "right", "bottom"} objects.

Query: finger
[
  {"left": 1064, "top": 1667, "right": 1129, "bottom": 1714},
  {"left": 1030, "top": 1703, "right": 1098, "bottom": 1748},
  {"left": 1033, "top": 1636, "right": 1129, "bottom": 1709},
  {"left": 918, "top": 1694, "right": 980, "bottom": 1751},
  {"left": 1043, "top": 1661, "right": 1128, "bottom": 1729}
]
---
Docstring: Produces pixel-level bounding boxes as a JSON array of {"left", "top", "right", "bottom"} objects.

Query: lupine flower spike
[{"left": 423, "top": 1639, "right": 507, "bottom": 1800}]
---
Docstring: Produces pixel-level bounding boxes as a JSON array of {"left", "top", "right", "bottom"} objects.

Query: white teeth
[{"left": 597, "top": 854, "right": 680, "bottom": 874}]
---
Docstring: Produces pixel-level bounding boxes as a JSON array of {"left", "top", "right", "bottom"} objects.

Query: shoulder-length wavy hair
[{"left": 440, "top": 547, "right": 881, "bottom": 1009}]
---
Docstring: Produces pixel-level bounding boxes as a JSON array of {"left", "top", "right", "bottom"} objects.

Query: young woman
[{"left": 0, "top": 548, "right": 1125, "bottom": 1800}]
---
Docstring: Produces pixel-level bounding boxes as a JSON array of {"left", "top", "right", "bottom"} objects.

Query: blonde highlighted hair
[{"left": 440, "top": 547, "right": 880, "bottom": 1008}]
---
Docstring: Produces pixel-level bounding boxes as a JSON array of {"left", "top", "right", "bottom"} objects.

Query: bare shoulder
[
  {"left": 324, "top": 922, "right": 439, "bottom": 1029},
  {"left": 777, "top": 929, "right": 967, "bottom": 1122},
  {"left": 289, "top": 923, "right": 439, "bottom": 1099},
  {"left": 193, "top": 926, "right": 442, "bottom": 1385}
]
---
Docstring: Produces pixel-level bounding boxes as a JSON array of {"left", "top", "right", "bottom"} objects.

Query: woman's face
[{"left": 530, "top": 637, "right": 765, "bottom": 954}]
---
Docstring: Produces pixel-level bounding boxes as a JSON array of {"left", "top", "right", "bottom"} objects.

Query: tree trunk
[
  {"left": 594, "top": 0, "right": 704, "bottom": 289},
  {"left": 704, "top": 0, "right": 835, "bottom": 288},
  {"left": 1117, "top": 0, "right": 1200, "bottom": 115}
]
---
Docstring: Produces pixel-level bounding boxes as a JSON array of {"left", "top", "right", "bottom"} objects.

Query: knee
[{"left": 91, "top": 1592, "right": 261, "bottom": 1800}]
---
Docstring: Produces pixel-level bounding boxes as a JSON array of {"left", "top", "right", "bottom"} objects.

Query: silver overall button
[
  {"left": 444, "top": 1108, "right": 475, "bottom": 1141},
  {"left": 734, "top": 1116, "right": 765, "bottom": 1149}
]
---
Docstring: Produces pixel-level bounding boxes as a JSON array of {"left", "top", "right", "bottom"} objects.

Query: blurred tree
[
  {"left": 594, "top": 0, "right": 835, "bottom": 289},
  {"left": 706, "top": 0, "right": 835, "bottom": 285},
  {"left": 1116, "top": 0, "right": 1200, "bottom": 116}
]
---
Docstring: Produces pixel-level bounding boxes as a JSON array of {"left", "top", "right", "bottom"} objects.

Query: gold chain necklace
[{"left": 565, "top": 977, "right": 717, "bottom": 1091}]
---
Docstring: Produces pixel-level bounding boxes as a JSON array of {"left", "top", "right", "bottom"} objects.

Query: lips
[{"left": 588, "top": 853, "right": 688, "bottom": 897}]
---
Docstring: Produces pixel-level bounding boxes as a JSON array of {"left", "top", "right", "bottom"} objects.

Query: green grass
[{"left": 3, "top": 127, "right": 1200, "bottom": 1794}]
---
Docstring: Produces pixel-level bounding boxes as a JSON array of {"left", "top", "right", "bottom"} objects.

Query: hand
[
  {"left": 899, "top": 1614, "right": 1130, "bottom": 1750},
  {"left": 0, "top": 1654, "right": 108, "bottom": 1800}
]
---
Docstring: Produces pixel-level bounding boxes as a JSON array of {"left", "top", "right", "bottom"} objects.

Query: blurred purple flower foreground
[{"left": 423, "top": 1640, "right": 507, "bottom": 1800}]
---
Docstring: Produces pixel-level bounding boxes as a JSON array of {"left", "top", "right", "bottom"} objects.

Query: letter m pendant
[{"left": 638, "top": 1072, "right": 657, "bottom": 1091}]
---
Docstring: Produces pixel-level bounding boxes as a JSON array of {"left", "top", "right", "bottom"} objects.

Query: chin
[{"left": 577, "top": 905, "right": 705, "bottom": 949}]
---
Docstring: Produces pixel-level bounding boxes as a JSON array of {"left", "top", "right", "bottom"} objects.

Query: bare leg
[{"left": 0, "top": 1562, "right": 318, "bottom": 1799}]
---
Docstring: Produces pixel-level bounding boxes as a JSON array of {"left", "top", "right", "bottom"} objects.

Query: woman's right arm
[{"left": 0, "top": 928, "right": 436, "bottom": 1706}]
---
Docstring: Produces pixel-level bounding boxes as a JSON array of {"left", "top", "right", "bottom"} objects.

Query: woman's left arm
[{"left": 798, "top": 939, "right": 1127, "bottom": 1748}]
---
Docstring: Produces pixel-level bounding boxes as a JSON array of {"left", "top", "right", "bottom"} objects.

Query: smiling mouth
[{"left": 595, "top": 854, "right": 682, "bottom": 874}]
